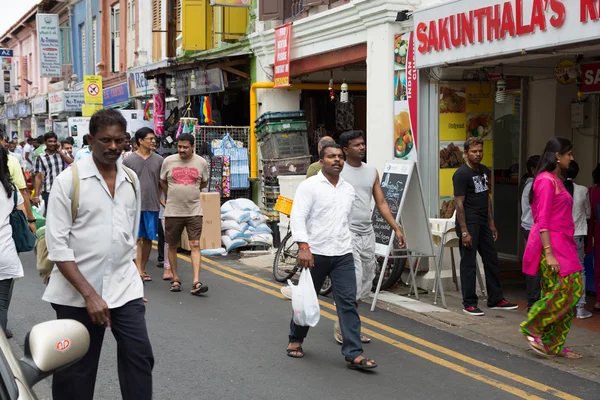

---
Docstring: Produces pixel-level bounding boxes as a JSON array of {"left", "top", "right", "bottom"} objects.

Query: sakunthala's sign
[{"left": 414, "top": 0, "right": 600, "bottom": 68}]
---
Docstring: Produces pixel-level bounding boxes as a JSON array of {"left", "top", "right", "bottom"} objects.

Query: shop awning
[{"left": 413, "top": 0, "right": 600, "bottom": 69}]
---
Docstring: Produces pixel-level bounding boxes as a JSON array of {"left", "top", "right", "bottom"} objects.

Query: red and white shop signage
[
  {"left": 581, "top": 63, "right": 600, "bottom": 94},
  {"left": 273, "top": 23, "right": 291, "bottom": 88},
  {"left": 414, "top": 0, "right": 600, "bottom": 68},
  {"left": 393, "top": 32, "right": 418, "bottom": 162}
]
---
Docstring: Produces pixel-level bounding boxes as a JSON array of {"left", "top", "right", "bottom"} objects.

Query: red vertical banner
[
  {"left": 393, "top": 31, "right": 418, "bottom": 162},
  {"left": 407, "top": 32, "right": 418, "bottom": 155},
  {"left": 153, "top": 85, "right": 165, "bottom": 136},
  {"left": 273, "top": 23, "right": 291, "bottom": 88}
]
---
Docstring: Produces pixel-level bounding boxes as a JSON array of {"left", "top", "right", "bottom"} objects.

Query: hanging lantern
[
  {"left": 340, "top": 79, "right": 349, "bottom": 103},
  {"left": 328, "top": 78, "right": 335, "bottom": 101},
  {"left": 170, "top": 76, "right": 177, "bottom": 96},
  {"left": 190, "top": 73, "right": 197, "bottom": 90}
]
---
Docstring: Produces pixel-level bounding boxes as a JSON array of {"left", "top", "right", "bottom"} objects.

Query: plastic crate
[
  {"left": 274, "top": 196, "right": 293, "bottom": 216},
  {"left": 256, "top": 121, "right": 308, "bottom": 138},
  {"left": 255, "top": 111, "right": 305, "bottom": 127},
  {"left": 259, "top": 131, "right": 309, "bottom": 159},
  {"left": 261, "top": 156, "right": 312, "bottom": 178}
]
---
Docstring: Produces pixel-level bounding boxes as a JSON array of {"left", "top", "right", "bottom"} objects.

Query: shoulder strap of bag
[
  {"left": 121, "top": 165, "right": 137, "bottom": 196},
  {"left": 12, "top": 185, "right": 17, "bottom": 210},
  {"left": 70, "top": 164, "right": 80, "bottom": 222}
]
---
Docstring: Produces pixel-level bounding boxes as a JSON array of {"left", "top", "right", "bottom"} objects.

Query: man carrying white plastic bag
[
  {"left": 285, "top": 143, "right": 377, "bottom": 370},
  {"left": 288, "top": 269, "right": 320, "bottom": 327}
]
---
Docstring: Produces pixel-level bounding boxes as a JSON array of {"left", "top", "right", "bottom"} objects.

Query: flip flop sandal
[
  {"left": 361, "top": 335, "right": 372, "bottom": 344},
  {"left": 347, "top": 357, "right": 377, "bottom": 370},
  {"left": 142, "top": 273, "right": 152, "bottom": 282},
  {"left": 170, "top": 280, "right": 182, "bottom": 292},
  {"left": 191, "top": 281, "right": 209, "bottom": 295},
  {"left": 286, "top": 345, "right": 304, "bottom": 358},
  {"left": 557, "top": 348, "right": 582, "bottom": 359},
  {"left": 163, "top": 271, "right": 174, "bottom": 280},
  {"left": 525, "top": 335, "right": 551, "bottom": 357}
]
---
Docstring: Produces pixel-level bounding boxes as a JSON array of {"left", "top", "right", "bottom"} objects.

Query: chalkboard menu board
[
  {"left": 208, "top": 156, "right": 224, "bottom": 194},
  {"left": 372, "top": 170, "right": 408, "bottom": 250}
]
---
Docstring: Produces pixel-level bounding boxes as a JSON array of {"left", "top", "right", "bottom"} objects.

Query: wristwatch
[
  {"left": 462, "top": 232, "right": 468, "bottom": 238},
  {"left": 27, "top": 219, "right": 36, "bottom": 223}
]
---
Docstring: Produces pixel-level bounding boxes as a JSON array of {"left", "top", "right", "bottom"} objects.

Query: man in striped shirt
[{"left": 32, "top": 131, "right": 74, "bottom": 214}]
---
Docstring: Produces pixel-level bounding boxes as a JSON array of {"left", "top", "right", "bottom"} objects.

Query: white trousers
[{"left": 352, "top": 231, "right": 377, "bottom": 301}]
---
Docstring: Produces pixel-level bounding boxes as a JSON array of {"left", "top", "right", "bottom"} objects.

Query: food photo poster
[{"left": 438, "top": 83, "right": 494, "bottom": 217}]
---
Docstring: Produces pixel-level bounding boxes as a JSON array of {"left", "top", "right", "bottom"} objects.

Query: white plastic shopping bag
[{"left": 288, "top": 268, "right": 320, "bottom": 327}]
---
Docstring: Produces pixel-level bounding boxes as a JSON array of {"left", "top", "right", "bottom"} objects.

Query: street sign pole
[{"left": 85, "top": 0, "right": 94, "bottom": 76}]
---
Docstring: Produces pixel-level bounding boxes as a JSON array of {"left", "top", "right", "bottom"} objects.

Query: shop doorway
[{"left": 493, "top": 90, "right": 522, "bottom": 261}]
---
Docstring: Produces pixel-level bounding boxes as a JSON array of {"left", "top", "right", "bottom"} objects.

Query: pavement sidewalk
[{"left": 238, "top": 252, "right": 600, "bottom": 381}]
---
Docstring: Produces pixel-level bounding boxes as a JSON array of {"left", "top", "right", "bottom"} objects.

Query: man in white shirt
[
  {"left": 565, "top": 161, "right": 593, "bottom": 319},
  {"left": 22, "top": 137, "right": 35, "bottom": 171},
  {"left": 286, "top": 143, "right": 377, "bottom": 370},
  {"left": 44, "top": 109, "right": 154, "bottom": 400}
]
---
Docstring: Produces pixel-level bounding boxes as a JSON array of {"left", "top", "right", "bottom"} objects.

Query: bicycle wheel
[
  {"left": 319, "top": 276, "right": 332, "bottom": 297},
  {"left": 373, "top": 256, "right": 405, "bottom": 291},
  {"left": 272, "top": 232, "right": 299, "bottom": 282}
]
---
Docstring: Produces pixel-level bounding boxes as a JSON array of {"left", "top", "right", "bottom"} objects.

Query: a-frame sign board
[{"left": 370, "top": 160, "right": 444, "bottom": 311}]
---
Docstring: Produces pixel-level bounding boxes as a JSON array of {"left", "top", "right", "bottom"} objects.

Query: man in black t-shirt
[{"left": 453, "top": 137, "right": 517, "bottom": 316}]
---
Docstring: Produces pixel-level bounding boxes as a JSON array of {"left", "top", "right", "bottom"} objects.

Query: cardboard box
[
  {"left": 178, "top": 193, "right": 222, "bottom": 250},
  {"left": 200, "top": 192, "right": 222, "bottom": 250}
]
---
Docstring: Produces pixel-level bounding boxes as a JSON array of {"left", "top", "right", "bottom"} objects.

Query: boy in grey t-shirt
[{"left": 123, "top": 128, "right": 164, "bottom": 282}]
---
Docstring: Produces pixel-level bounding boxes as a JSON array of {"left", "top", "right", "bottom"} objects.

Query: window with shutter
[
  {"left": 181, "top": 0, "right": 212, "bottom": 51},
  {"left": 127, "top": 0, "right": 136, "bottom": 67},
  {"left": 223, "top": 7, "right": 248, "bottom": 42},
  {"left": 111, "top": 3, "right": 121, "bottom": 72},
  {"left": 258, "top": 0, "right": 282, "bottom": 21},
  {"left": 176, "top": 0, "right": 182, "bottom": 32},
  {"left": 152, "top": 0, "right": 162, "bottom": 61}
]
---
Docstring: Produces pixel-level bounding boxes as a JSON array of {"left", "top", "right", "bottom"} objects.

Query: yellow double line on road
[{"left": 156, "top": 247, "right": 580, "bottom": 400}]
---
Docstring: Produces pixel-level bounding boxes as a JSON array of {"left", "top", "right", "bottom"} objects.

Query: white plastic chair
[{"left": 430, "top": 211, "right": 486, "bottom": 306}]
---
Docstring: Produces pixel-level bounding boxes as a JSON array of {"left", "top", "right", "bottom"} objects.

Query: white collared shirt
[
  {"left": 572, "top": 182, "right": 591, "bottom": 237},
  {"left": 43, "top": 155, "right": 143, "bottom": 309},
  {"left": 291, "top": 171, "right": 355, "bottom": 256}
]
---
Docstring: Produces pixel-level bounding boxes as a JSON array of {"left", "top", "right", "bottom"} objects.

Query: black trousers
[
  {"left": 51, "top": 298, "right": 154, "bottom": 400},
  {"left": 41, "top": 191, "right": 50, "bottom": 217},
  {"left": 157, "top": 219, "right": 165, "bottom": 263},
  {"left": 0, "top": 279, "right": 14, "bottom": 333},
  {"left": 289, "top": 254, "right": 363, "bottom": 361},
  {"left": 521, "top": 227, "right": 541, "bottom": 307},
  {"left": 457, "top": 223, "right": 504, "bottom": 308}
]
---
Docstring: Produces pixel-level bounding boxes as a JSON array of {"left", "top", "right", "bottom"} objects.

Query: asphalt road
[{"left": 8, "top": 250, "right": 600, "bottom": 400}]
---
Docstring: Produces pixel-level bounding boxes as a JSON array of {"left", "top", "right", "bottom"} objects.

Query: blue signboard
[
  {"left": 103, "top": 83, "right": 129, "bottom": 106},
  {"left": 0, "top": 49, "right": 13, "bottom": 57}
]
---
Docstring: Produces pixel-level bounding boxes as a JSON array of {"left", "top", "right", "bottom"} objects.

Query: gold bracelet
[{"left": 543, "top": 245, "right": 552, "bottom": 250}]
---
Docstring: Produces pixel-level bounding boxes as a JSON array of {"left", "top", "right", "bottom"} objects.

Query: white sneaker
[
  {"left": 280, "top": 285, "right": 292, "bottom": 300},
  {"left": 576, "top": 307, "right": 593, "bottom": 319}
]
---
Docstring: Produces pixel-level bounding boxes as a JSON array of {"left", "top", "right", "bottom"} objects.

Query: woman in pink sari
[{"left": 521, "top": 137, "right": 583, "bottom": 359}]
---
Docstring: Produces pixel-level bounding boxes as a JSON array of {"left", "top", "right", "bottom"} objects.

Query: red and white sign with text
[
  {"left": 393, "top": 32, "right": 418, "bottom": 162},
  {"left": 273, "top": 23, "right": 291, "bottom": 88},
  {"left": 581, "top": 63, "right": 600, "bottom": 94},
  {"left": 414, "top": 0, "right": 600, "bottom": 68}
]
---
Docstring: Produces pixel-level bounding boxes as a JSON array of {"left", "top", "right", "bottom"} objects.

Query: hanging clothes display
[{"left": 211, "top": 134, "right": 250, "bottom": 190}]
